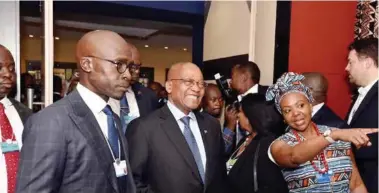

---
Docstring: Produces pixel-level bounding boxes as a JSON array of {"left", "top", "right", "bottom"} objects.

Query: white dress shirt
[
  {"left": 0, "top": 97, "right": 24, "bottom": 193},
  {"left": 167, "top": 101, "right": 207, "bottom": 172},
  {"left": 125, "top": 87, "right": 140, "bottom": 117},
  {"left": 76, "top": 83, "right": 108, "bottom": 138},
  {"left": 312, "top": 102, "right": 325, "bottom": 117},
  {"left": 238, "top": 84, "right": 258, "bottom": 102},
  {"left": 348, "top": 79, "right": 378, "bottom": 124}
]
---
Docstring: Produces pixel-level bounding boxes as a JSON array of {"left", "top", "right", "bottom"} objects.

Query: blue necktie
[
  {"left": 180, "top": 116, "right": 205, "bottom": 183},
  {"left": 120, "top": 96, "right": 130, "bottom": 130},
  {"left": 103, "top": 105, "right": 119, "bottom": 158}
]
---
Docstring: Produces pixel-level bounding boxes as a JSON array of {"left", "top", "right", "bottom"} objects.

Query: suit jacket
[
  {"left": 131, "top": 82, "right": 158, "bottom": 117},
  {"left": 9, "top": 98, "right": 33, "bottom": 125},
  {"left": 16, "top": 90, "right": 136, "bottom": 193},
  {"left": 312, "top": 104, "right": 345, "bottom": 128},
  {"left": 227, "top": 135, "right": 288, "bottom": 193},
  {"left": 345, "top": 81, "right": 378, "bottom": 193},
  {"left": 126, "top": 105, "right": 228, "bottom": 193},
  {"left": 257, "top": 84, "right": 268, "bottom": 95}
]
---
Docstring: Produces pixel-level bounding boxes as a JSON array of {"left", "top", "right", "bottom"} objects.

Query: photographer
[{"left": 223, "top": 62, "right": 270, "bottom": 154}]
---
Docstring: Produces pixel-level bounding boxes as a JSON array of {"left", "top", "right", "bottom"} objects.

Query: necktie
[
  {"left": 120, "top": 96, "right": 130, "bottom": 130},
  {"left": 103, "top": 105, "right": 119, "bottom": 158},
  {"left": 0, "top": 103, "right": 18, "bottom": 193},
  {"left": 180, "top": 116, "right": 205, "bottom": 183}
]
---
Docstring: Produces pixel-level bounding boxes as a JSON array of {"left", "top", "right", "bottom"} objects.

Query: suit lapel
[
  {"left": 67, "top": 90, "right": 119, "bottom": 193},
  {"left": 159, "top": 105, "right": 203, "bottom": 183},
  {"left": 350, "top": 82, "right": 378, "bottom": 125},
  {"left": 9, "top": 98, "right": 32, "bottom": 125},
  {"left": 195, "top": 112, "right": 213, "bottom": 187}
]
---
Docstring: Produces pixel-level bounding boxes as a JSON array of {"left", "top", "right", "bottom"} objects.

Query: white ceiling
[{"left": 21, "top": 16, "right": 193, "bottom": 51}]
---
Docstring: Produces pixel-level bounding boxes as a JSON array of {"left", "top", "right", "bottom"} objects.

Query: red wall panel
[{"left": 289, "top": 1, "right": 357, "bottom": 118}]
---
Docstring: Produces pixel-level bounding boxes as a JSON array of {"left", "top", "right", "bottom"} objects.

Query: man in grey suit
[
  {"left": 126, "top": 62, "right": 228, "bottom": 193},
  {"left": 16, "top": 30, "right": 136, "bottom": 193}
]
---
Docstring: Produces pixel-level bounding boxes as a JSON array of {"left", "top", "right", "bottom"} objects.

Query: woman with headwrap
[
  {"left": 266, "top": 72, "right": 377, "bottom": 193},
  {"left": 226, "top": 94, "right": 288, "bottom": 193}
]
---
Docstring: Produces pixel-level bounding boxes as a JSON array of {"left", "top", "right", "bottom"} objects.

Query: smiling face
[
  {"left": 280, "top": 92, "right": 313, "bottom": 132},
  {"left": 166, "top": 63, "right": 205, "bottom": 114},
  {"left": 0, "top": 46, "right": 16, "bottom": 99}
]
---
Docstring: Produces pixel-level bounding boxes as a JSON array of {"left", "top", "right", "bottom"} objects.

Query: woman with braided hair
[{"left": 266, "top": 72, "right": 376, "bottom": 193}]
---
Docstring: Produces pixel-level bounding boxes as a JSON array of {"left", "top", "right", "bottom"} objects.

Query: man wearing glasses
[
  {"left": 16, "top": 30, "right": 136, "bottom": 193},
  {"left": 109, "top": 44, "right": 158, "bottom": 132},
  {"left": 126, "top": 62, "right": 228, "bottom": 193}
]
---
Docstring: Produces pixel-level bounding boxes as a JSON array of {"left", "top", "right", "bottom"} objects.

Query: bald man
[
  {"left": 302, "top": 72, "right": 345, "bottom": 128},
  {"left": 16, "top": 30, "right": 136, "bottom": 193},
  {"left": 126, "top": 62, "right": 228, "bottom": 193}
]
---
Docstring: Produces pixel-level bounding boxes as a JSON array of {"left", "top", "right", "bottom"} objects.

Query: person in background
[
  {"left": 226, "top": 94, "right": 288, "bottom": 193},
  {"left": 126, "top": 62, "right": 228, "bottom": 193},
  {"left": 148, "top": 81, "right": 167, "bottom": 108},
  {"left": 53, "top": 75, "right": 63, "bottom": 102},
  {"left": 267, "top": 72, "right": 375, "bottom": 192},
  {"left": 345, "top": 37, "right": 378, "bottom": 193},
  {"left": 0, "top": 44, "right": 33, "bottom": 193},
  {"left": 20, "top": 73, "right": 35, "bottom": 104},
  {"left": 66, "top": 74, "right": 79, "bottom": 95},
  {"left": 201, "top": 83, "right": 224, "bottom": 120},
  {"left": 16, "top": 30, "right": 136, "bottom": 193},
  {"left": 109, "top": 44, "right": 158, "bottom": 131},
  {"left": 223, "top": 62, "right": 274, "bottom": 153},
  {"left": 301, "top": 72, "right": 345, "bottom": 128}
]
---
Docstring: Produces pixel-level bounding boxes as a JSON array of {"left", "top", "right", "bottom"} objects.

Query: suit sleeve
[
  {"left": 126, "top": 119, "right": 155, "bottom": 193},
  {"left": 16, "top": 113, "right": 66, "bottom": 193}
]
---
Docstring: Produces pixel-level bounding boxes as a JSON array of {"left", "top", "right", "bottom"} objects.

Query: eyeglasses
[
  {"left": 86, "top": 55, "right": 139, "bottom": 74},
  {"left": 170, "top": 79, "right": 207, "bottom": 88}
]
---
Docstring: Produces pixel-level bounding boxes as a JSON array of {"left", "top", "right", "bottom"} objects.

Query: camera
[{"left": 214, "top": 73, "right": 240, "bottom": 111}]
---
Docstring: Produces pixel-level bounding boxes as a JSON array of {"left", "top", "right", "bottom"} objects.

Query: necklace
[{"left": 292, "top": 122, "right": 329, "bottom": 174}]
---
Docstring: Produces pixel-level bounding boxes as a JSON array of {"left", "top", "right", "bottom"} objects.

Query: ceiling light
[
  {"left": 164, "top": 46, "right": 168, "bottom": 49},
  {"left": 183, "top": 48, "right": 187, "bottom": 51},
  {"left": 144, "top": 45, "right": 149, "bottom": 48},
  {"left": 29, "top": 34, "right": 34, "bottom": 38},
  {"left": 55, "top": 37, "right": 60, "bottom": 40}
]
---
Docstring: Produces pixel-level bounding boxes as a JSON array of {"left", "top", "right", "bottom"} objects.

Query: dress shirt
[
  {"left": 167, "top": 101, "right": 207, "bottom": 172},
  {"left": 348, "top": 79, "right": 378, "bottom": 124},
  {"left": 311, "top": 102, "right": 324, "bottom": 117},
  {"left": 237, "top": 84, "right": 258, "bottom": 102},
  {"left": 0, "top": 97, "right": 24, "bottom": 193},
  {"left": 125, "top": 87, "right": 140, "bottom": 117},
  {"left": 76, "top": 83, "right": 108, "bottom": 138}
]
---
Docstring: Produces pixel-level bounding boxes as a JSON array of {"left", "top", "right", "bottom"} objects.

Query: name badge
[
  {"left": 316, "top": 170, "right": 333, "bottom": 183},
  {"left": 122, "top": 115, "right": 138, "bottom": 126},
  {"left": 113, "top": 160, "right": 128, "bottom": 178},
  {"left": 1, "top": 140, "right": 19, "bottom": 153}
]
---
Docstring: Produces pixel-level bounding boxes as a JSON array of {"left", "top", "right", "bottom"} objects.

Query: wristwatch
[{"left": 323, "top": 129, "right": 335, "bottom": 143}]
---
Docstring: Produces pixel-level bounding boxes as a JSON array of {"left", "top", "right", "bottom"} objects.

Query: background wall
[
  {"left": 289, "top": 1, "right": 357, "bottom": 118},
  {"left": 20, "top": 36, "right": 191, "bottom": 84}
]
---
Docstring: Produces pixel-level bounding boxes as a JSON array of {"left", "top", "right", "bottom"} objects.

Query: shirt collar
[
  {"left": 312, "top": 102, "right": 324, "bottom": 117},
  {"left": 238, "top": 84, "right": 258, "bottom": 101},
  {"left": 167, "top": 100, "right": 196, "bottom": 121},
  {"left": 76, "top": 83, "right": 107, "bottom": 114},
  {"left": 0, "top": 96, "right": 13, "bottom": 109},
  {"left": 358, "top": 79, "right": 378, "bottom": 96}
]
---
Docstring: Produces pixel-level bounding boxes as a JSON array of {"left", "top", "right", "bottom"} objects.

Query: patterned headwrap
[{"left": 265, "top": 72, "right": 314, "bottom": 113}]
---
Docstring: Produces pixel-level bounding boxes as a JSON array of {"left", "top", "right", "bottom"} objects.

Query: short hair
[
  {"left": 348, "top": 38, "right": 378, "bottom": 67},
  {"left": 241, "top": 93, "right": 284, "bottom": 137},
  {"left": 233, "top": 61, "right": 261, "bottom": 83}
]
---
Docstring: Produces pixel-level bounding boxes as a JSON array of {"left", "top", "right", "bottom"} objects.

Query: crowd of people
[{"left": 0, "top": 29, "right": 378, "bottom": 193}]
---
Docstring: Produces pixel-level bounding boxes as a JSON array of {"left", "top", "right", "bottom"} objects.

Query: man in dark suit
[
  {"left": 0, "top": 44, "right": 32, "bottom": 193},
  {"left": 224, "top": 61, "right": 269, "bottom": 153},
  {"left": 301, "top": 72, "right": 345, "bottom": 128},
  {"left": 16, "top": 30, "right": 136, "bottom": 193},
  {"left": 126, "top": 62, "right": 228, "bottom": 193},
  {"left": 345, "top": 38, "right": 378, "bottom": 193},
  {"left": 109, "top": 44, "right": 158, "bottom": 131}
]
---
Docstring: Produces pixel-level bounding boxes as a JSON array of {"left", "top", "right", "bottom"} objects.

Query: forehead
[
  {"left": 178, "top": 65, "right": 203, "bottom": 80},
  {"left": 96, "top": 40, "right": 132, "bottom": 60},
  {"left": 280, "top": 92, "right": 308, "bottom": 106},
  {"left": 206, "top": 86, "right": 221, "bottom": 96},
  {"left": 348, "top": 50, "right": 359, "bottom": 61},
  {"left": 0, "top": 48, "right": 14, "bottom": 62}
]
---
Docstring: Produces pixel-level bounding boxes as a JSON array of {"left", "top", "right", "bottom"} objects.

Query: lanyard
[{"left": 101, "top": 118, "right": 122, "bottom": 163}]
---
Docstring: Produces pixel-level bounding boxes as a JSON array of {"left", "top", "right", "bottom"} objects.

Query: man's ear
[
  {"left": 165, "top": 81, "right": 172, "bottom": 94},
  {"left": 364, "top": 57, "right": 376, "bottom": 69},
  {"left": 80, "top": 57, "right": 92, "bottom": 73}
]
